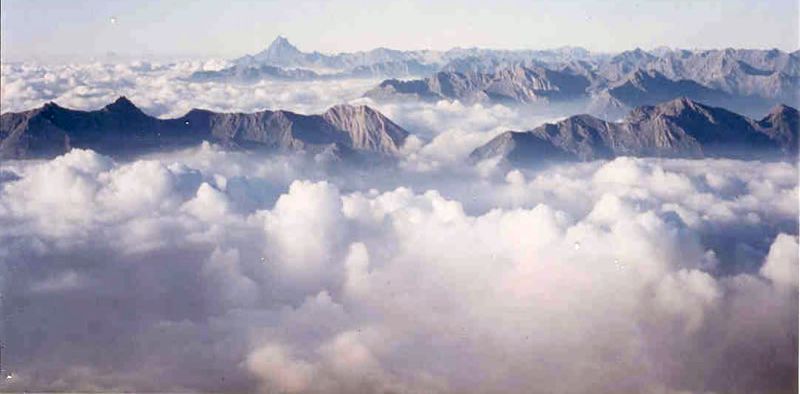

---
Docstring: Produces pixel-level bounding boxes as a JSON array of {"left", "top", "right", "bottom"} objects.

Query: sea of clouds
[{"left": 0, "top": 61, "right": 798, "bottom": 393}]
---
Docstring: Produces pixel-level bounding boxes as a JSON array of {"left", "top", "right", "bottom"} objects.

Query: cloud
[
  {"left": 2, "top": 61, "right": 567, "bottom": 168},
  {"left": 1, "top": 61, "right": 376, "bottom": 118},
  {"left": 760, "top": 233, "right": 799, "bottom": 289},
  {"left": 0, "top": 146, "right": 796, "bottom": 393},
  {"left": 1, "top": 59, "right": 797, "bottom": 394}
]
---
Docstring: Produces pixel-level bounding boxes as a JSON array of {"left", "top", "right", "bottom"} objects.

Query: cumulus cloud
[
  {"left": 0, "top": 146, "right": 796, "bottom": 393},
  {"left": 1, "top": 60, "right": 797, "bottom": 394}
]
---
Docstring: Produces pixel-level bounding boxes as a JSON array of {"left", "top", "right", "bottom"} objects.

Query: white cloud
[
  {"left": 1, "top": 60, "right": 797, "bottom": 394},
  {"left": 760, "top": 233, "right": 799, "bottom": 289},
  {"left": 0, "top": 147, "right": 796, "bottom": 393}
]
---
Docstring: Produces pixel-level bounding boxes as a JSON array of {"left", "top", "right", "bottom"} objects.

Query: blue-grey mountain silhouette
[{"left": 1, "top": 97, "right": 409, "bottom": 160}]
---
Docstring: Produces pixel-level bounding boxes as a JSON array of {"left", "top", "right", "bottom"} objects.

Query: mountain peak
[
  {"left": 42, "top": 101, "right": 64, "bottom": 110},
  {"left": 104, "top": 96, "right": 145, "bottom": 115},
  {"left": 626, "top": 97, "right": 709, "bottom": 121},
  {"left": 266, "top": 35, "right": 300, "bottom": 54},
  {"left": 270, "top": 35, "right": 290, "bottom": 45}
]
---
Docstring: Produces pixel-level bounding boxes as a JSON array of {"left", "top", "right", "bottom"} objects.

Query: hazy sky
[{"left": 1, "top": 0, "right": 798, "bottom": 61}]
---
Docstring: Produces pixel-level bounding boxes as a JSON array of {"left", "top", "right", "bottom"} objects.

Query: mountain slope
[
  {"left": 586, "top": 69, "right": 741, "bottom": 119},
  {"left": 471, "top": 98, "right": 798, "bottom": 164},
  {"left": 0, "top": 97, "right": 409, "bottom": 160},
  {"left": 365, "top": 65, "right": 590, "bottom": 104},
  {"left": 597, "top": 48, "right": 800, "bottom": 104}
]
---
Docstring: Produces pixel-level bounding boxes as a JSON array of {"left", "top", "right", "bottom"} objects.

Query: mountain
[
  {"left": 194, "top": 36, "right": 605, "bottom": 82},
  {"left": 235, "top": 37, "right": 601, "bottom": 72},
  {"left": 470, "top": 98, "right": 798, "bottom": 165},
  {"left": 233, "top": 36, "right": 435, "bottom": 72},
  {"left": 190, "top": 60, "right": 440, "bottom": 82},
  {"left": 365, "top": 65, "right": 591, "bottom": 104},
  {"left": 190, "top": 37, "right": 442, "bottom": 81},
  {"left": 597, "top": 48, "right": 800, "bottom": 103},
  {"left": 190, "top": 64, "right": 321, "bottom": 82},
  {"left": 587, "top": 69, "right": 734, "bottom": 119},
  {"left": 191, "top": 37, "right": 800, "bottom": 107},
  {"left": 0, "top": 97, "right": 409, "bottom": 160},
  {"left": 235, "top": 36, "right": 310, "bottom": 68},
  {"left": 756, "top": 104, "right": 799, "bottom": 154},
  {"left": 346, "top": 60, "right": 439, "bottom": 78}
]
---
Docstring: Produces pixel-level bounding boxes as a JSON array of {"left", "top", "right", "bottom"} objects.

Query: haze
[{"left": 1, "top": 0, "right": 798, "bottom": 61}]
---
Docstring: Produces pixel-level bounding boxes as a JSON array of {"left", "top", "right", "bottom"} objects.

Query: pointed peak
[
  {"left": 112, "top": 95, "right": 134, "bottom": 105},
  {"left": 104, "top": 96, "right": 144, "bottom": 114},
  {"left": 267, "top": 35, "right": 298, "bottom": 51},
  {"left": 271, "top": 35, "right": 289, "bottom": 44}
]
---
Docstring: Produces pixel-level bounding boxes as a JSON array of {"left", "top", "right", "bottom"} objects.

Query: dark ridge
[
  {"left": 471, "top": 98, "right": 798, "bottom": 165},
  {"left": 0, "top": 97, "right": 410, "bottom": 160}
]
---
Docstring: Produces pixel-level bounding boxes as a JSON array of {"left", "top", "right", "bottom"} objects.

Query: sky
[{"left": 1, "top": 0, "right": 798, "bottom": 61}]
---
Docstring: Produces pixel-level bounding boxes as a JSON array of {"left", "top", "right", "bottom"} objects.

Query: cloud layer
[
  {"left": 2, "top": 60, "right": 797, "bottom": 393},
  {"left": 0, "top": 143, "right": 797, "bottom": 393},
  {"left": 2, "top": 61, "right": 572, "bottom": 168}
]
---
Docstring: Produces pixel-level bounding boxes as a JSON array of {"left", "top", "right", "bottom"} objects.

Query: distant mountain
[
  {"left": 244, "top": 36, "right": 307, "bottom": 67},
  {"left": 470, "top": 98, "right": 798, "bottom": 165},
  {"left": 235, "top": 37, "right": 600, "bottom": 72},
  {"left": 234, "top": 36, "right": 427, "bottom": 70},
  {"left": 368, "top": 48, "right": 798, "bottom": 119},
  {"left": 0, "top": 97, "right": 409, "bottom": 160},
  {"left": 191, "top": 38, "right": 800, "bottom": 108},
  {"left": 365, "top": 65, "right": 591, "bottom": 104},
  {"left": 190, "top": 60, "right": 440, "bottom": 82},
  {"left": 346, "top": 60, "right": 439, "bottom": 79},
  {"left": 598, "top": 48, "right": 800, "bottom": 103},
  {"left": 191, "top": 36, "right": 604, "bottom": 82},
  {"left": 190, "top": 37, "right": 442, "bottom": 81},
  {"left": 587, "top": 69, "right": 735, "bottom": 119},
  {"left": 191, "top": 64, "right": 321, "bottom": 82}
]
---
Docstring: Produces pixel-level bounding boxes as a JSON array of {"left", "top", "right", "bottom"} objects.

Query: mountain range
[
  {"left": 470, "top": 98, "right": 798, "bottom": 165},
  {"left": 3, "top": 96, "right": 796, "bottom": 165},
  {"left": 0, "top": 97, "right": 409, "bottom": 160},
  {"left": 362, "top": 46, "right": 798, "bottom": 118},
  {"left": 190, "top": 36, "right": 600, "bottom": 81},
  {"left": 188, "top": 37, "right": 799, "bottom": 120},
  {"left": 365, "top": 65, "right": 590, "bottom": 104}
]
